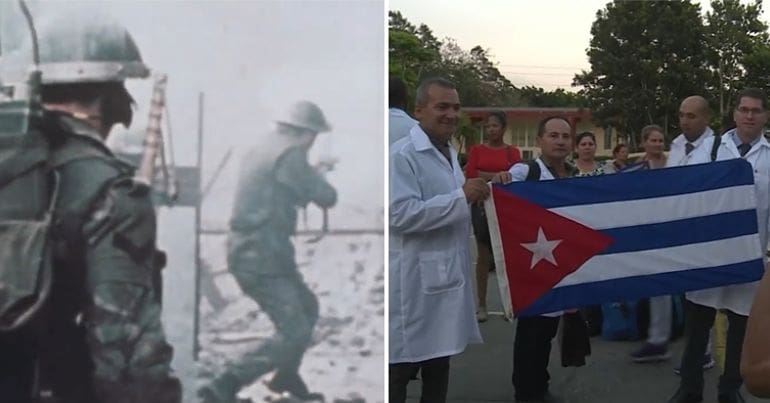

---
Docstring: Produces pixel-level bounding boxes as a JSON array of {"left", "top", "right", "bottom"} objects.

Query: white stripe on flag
[
  {"left": 485, "top": 184, "right": 514, "bottom": 319},
  {"left": 551, "top": 185, "right": 756, "bottom": 230},
  {"left": 554, "top": 233, "right": 763, "bottom": 287}
]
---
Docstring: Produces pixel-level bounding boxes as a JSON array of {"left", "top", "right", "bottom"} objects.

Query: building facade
[{"left": 461, "top": 107, "right": 621, "bottom": 161}]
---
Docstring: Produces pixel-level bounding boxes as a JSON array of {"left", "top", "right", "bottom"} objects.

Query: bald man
[
  {"left": 632, "top": 96, "right": 717, "bottom": 365},
  {"left": 678, "top": 96, "right": 713, "bottom": 146}
]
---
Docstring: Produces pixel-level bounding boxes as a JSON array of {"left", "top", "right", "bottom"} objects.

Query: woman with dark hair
[
  {"left": 605, "top": 143, "right": 630, "bottom": 173},
  {"left": 574, "top": 131, "right": 605, "bottom": 176},
  {"left": 465, "top": 111, "right": 521, "bottom": 322}
]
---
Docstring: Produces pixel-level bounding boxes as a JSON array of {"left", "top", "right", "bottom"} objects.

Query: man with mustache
[
  {"left": 389, "top": 77, "right": 487, "bottom": 403},
  {"left": 493, "top": 116, "right": 578, "bottom": 403}
]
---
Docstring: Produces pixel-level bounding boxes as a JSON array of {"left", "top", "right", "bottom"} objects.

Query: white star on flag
[{"left": 521, "top": 227, "right": 563, "bottom": 269}]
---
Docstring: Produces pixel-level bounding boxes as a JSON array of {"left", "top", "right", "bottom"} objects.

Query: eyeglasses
[{"left": 736, "top": 107, "right": 766, "bottom": 116}]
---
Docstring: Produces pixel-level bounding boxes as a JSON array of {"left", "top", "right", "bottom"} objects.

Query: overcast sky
[{"left": 390, "top": 0, "right": 770, "bottom": 91}]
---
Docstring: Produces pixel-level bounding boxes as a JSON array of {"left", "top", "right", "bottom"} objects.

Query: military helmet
[
  {"left": 277, "top": 100, "right": 332, "bottom": 133},
  {"left": 1, "top": 14, "right": 150, "bottom": 84}
]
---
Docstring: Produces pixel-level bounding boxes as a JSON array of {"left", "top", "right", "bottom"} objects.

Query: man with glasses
[{"left": 669, "top": 88, "right": 770, "bottom": 403}]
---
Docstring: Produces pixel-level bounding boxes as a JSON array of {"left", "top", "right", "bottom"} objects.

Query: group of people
[{"left": 388, "top": 75, "right": 770, "bottom": 403}]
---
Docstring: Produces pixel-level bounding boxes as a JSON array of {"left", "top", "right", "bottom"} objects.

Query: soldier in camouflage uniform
[
  {"left": 0, "top": 15, "right": 181, "bottom": 403},
  {"left": 199, "top": 101, "right": 337, "bottom": 403}
]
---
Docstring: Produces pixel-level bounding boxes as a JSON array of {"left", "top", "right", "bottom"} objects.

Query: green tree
[
  {"left": 389, "top": 11, "right": 525, "bottom": 109},
  {"left": 520, "top": 86, "right": 585, "bottom": 107},
  {"left": 388, "top": 10, "right": 416, "bottom": 33},
  {"left": 705, "top": 0, "right": 770, "bottom": 123},
  {"left": 743, "top": 42, "right": 770, "bottom": 91},
  {"left": 574, "top": 1, "right": 709, "bottom": 149},
  {"left": 388, "top": 11, "right": 442, "bottom": 108}
]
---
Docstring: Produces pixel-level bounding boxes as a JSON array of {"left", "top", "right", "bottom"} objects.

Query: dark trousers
[
  {"left": 679, "top": 300, "right": 747, "bottom": 396},
  {"left": 227, "top": 265, "right": 319, "bottom": 393},
  {"left": 389, "top": 357, "right": 450, "bottom": 403},
  {"left": 512, "top": 315, "right": 561, "bottom": 400}
]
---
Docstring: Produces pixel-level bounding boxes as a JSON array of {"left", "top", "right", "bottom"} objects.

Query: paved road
[{"left": 406, "top": 275, "right": 768, "bottom": 403}]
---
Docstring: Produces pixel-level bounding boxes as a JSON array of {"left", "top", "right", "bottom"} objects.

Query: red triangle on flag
[{"left": 491, "top": 187, "right": 614, "bottom": 314}]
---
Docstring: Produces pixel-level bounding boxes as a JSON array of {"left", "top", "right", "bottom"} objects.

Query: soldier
[
  {"left": 0, "top": 14, "right": 181, "bottom": 403},
  {"left": 198, "top": 101, "right": 337, "bottom": 403}
]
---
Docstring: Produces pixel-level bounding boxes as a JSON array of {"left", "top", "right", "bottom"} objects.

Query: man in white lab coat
[
  {"left": 669, "top": 88, "right": 770, "bottom": 403},
  {"left": 389, "top": 76, "right": 417, "bottom": 146},
  {"left": 631, "top": 96, "right": 716, "bottom": 364},
  {"left": 389, "top": 77, "right": 488, "bottom": 403}
]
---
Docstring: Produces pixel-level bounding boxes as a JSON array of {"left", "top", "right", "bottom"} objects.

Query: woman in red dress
[{"left": 465, "top": 111, "right": 521, "bottom": 322}]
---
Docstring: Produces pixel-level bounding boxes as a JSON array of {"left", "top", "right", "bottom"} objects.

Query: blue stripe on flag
[
  {"left": 517, "top": 259, "right": 764, "bottom": 317},
  {"left": 599, "top": 210, "right": 759, "bottom": 254},
  {"left": 497, "top": 159, "right": 753, "bottom": 209}
]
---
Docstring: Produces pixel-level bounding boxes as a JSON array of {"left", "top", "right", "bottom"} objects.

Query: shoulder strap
[
  {"left": 710, "top": 135, "right": 721, "bottom": 162},
  {"left": 525, "top": 160, "right": 541, "bottom": 182}
]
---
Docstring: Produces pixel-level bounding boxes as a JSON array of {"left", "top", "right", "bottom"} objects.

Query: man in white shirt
[
  {"left": 669, "top": 89, "right": 770, "bottom": 403},
  {"left": 389, "top": 76, "right": 417, "bottom": 146},
  {"left": 631, "top": 96, "right": 716, "bottom": 365},
  {"left": 493, "top": 116, "right": 577, "bottom": 403},
  {"left": 389, "top": 77, "right": 488, "bottom": 403}
]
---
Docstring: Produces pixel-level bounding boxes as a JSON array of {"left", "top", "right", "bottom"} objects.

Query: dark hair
[
  {"left": 389, "top": 76, "right": 409, "bottom": 110},
  {"left": 612, "top": 143, "right": 627, "bottom": 155},
  {"left": 486, "top": 111, "right": 507, "bottom": 129},
  {"left": 736, "top": 87, "right": 768, "bottom": 110},
  {"left": 537, "top": 115, "right": 570, "bottom": 137},
  {"left": 415, "top": 77, "right": 456, "bottom": 107},
  {"left": 575, "top": 131, "right": 595, "bottom": 145},
  {"left": 641, "top": 124, "right": 664, "bottom": 141},
  {"left": 41, "top": 82, "right": 135, "bottom": 129}
]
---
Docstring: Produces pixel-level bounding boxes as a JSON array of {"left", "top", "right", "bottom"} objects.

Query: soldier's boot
[
  {"left": 198, "top": 372, "right": 242, "bottom": 403},
  {"left": 265, "top": 372, "right": 324, "bottom": 402}
]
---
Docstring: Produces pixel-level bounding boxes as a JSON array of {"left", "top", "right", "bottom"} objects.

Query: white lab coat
[
  {"left": 665, "top": 127, "right": 715, "bottom": 169},
  {"left": 686, "top": 130, "right": 770, "bottom": 316},
  {"left": 389, "top": 125, "right": 482, "bottom": 363},
  {"left": 388, "top": 108, "right": 417, "bottom": 146}
]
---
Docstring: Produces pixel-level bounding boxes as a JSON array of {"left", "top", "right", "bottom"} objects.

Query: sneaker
[
  {"left": 631, "top": 343, "right": 671, "bottom": 363},
  {"left": 674, "top": 354, "right": 715, "bottom": 375},
  {"left": 476, "top": 306, "right": 488, "bottom": 322}
]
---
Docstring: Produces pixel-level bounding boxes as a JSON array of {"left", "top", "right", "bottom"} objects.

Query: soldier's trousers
[{"left": 228, "top": 260, "right": 319, "bottom": 389}]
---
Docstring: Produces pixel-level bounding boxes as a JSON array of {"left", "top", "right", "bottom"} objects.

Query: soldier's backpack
[{"left": 0, "top": 73, "right": 58, "bottom": 332}]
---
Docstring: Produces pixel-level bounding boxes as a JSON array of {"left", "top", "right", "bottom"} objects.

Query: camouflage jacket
[
  {"left": 44, "top": 115, "right": 181, "bottom": 403},
  {"left": 229, "top": 142, "right": 337, "bottom": 239}
]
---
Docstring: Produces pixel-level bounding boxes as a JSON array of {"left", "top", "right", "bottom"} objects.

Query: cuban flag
[{"left": 487, "top": 159, "right": 765, "bottom": 317}]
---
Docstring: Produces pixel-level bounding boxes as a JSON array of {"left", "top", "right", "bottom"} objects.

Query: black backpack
[
  {"left": 0, "top": 76, "right": 58, "bottom": 333},
  {"left": 525, "top": 160, "right": 541, "bottom": 182},
  {"left": 524, "top": 159, "right": 576, "bottom": 181},
  {"left": 710, "top": 134, "right": 722, "bottom": 162}
]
